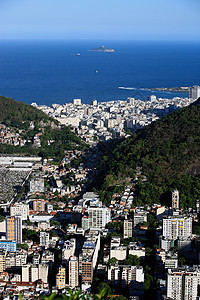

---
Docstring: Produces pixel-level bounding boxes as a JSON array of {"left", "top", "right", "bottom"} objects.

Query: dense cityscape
[{"left": 0, "top": 85, "right": 199, "bottom": 299}]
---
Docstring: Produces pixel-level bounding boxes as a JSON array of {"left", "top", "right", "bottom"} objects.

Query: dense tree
[{"left": 93, "top": 99, "right": 200, "bottom": 208}]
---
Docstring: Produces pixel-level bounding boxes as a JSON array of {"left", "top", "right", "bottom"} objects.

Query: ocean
[{"left": 0, "top": 40, "right": 199, "bottom": 105}]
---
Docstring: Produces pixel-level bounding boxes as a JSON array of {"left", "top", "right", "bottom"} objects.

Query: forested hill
[
  {"left": 97, "top": 99, "right": 200, "bottom": 208},
  {"left": 0, "top": 95, "right": 55, "bottom": 129},
  {"left": 0, "top": 95, "right": 88, "bottom": 160}
]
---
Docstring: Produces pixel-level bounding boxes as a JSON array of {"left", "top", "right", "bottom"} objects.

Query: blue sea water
[{"left": 0, "top": 40, "right": 199, "bottom": 105}]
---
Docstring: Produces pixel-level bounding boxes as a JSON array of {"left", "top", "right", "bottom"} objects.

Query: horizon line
[{"left": 0, "top": 37, "right": 200, "bottom": 43}]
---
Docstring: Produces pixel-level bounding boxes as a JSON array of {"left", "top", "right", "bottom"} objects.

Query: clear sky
[{"left": 0, "top": 0, "right": 200, "bottom": 41}]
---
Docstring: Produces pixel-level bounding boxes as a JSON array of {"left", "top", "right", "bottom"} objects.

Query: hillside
[
  {"left": 95, "top": 99, "right": 200, "bottom": 208},
  {"left": 0, "top": 95, "right": 88, "bottom": 160},
  {"left": 0, "top": 95, "right": 55, "bottom": 129}
]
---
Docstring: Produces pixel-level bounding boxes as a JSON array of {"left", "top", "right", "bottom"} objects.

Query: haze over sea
[{"left": 0, "top": 40, "right": 199, "bottom": 106}]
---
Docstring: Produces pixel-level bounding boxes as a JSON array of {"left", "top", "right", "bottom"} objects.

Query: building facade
[
  {"left": 69, "top": 256, "right": 79, "bottom": 289},
  {"left": 5, "top": 216, "right": 22, "bottom": 244},
  {"left": 167, "top": 267, "right": 200, "bottom": 300}
]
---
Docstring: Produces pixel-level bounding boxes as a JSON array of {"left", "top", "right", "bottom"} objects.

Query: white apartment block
[
  {"left": 121, "top": 266, "right": 144, "bottom": 288},
  {"left": 108, "top": 264, "right": 120, "bottom": 285},
  {"left": 123, "top": 219, "right": 133, "bottom": 239},
  {"left": 6, "top": 252, "right": 27, "bottom": 268},
  {"left": 159, "top": 236, "right": 174, "bottom": 251},
  {"left": 62, "top": 239, "right": 76, "bottom": 262},
  {"left": 88, "top": 204, "right": 111, "bottom": 230},
  {"left": 189, "top": 85, "right": 200, "bottom": 100},
  {"left": 10, "top": 203, "right": 29, "bottom": 220},
  {"left": 163, "top": 216, "right": 192, "bottom": 240},
  {"left": 33, "top": 253, "right": 40, "bottom": 265},
  {"left": 22, "top": 264, "right": 30, "bottom": 282},
  {"left": 133, "top": 210, "right": 148, "bottom": 227},
  {"left": 31, "top": 265, "right": 39, "bottom": 282},
  {"left": 40, "top": 231, "right": 49, "bottom": 248},
  {"left": 69, "top": 256, "right": 79, "bottom": 289},
  {"left": 172, "top": 189, "right": 179, "bottom": 210},
  {"left": 167, "top": 268, "right": 200, "bottom": 300},
  {"left": 22, "top": 263, "right": 48, "bottom": 283},
  {"left": 84, "top": 230, "right": 100, "bottom": 269},
  {"left": 39, "top": 263, "right": 48, "bottom": 284},
  {"left": 29, "top": 178, "right": 44, "bottom": 193},
  {"left": 73, "top": 98, "right": 82, "bottom": 105}
]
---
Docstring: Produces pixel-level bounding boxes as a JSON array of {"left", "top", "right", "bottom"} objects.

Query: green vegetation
[
  {"left": 17, "top": 243, "right": 29, "bottom": 250},
  {"left": 0, "top": 95, "right": 88, "bottom": 160},
  {"left": 28, "top": 287, "right": 115, "bottom": 299},
  {"left": 94, "top": 99, "right": 200, "bottom": 208},
  {"left": 122, "top": 254, "right": 141, "bottom": 266},
  {"left": 22, "top": 228, "right": 38, "bottom": 242},
  {"left": 0, "top": 95, "right": 55, "bottom": 129}
]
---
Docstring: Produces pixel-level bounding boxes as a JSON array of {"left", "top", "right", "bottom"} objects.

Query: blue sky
[{"left": 0, "top": 0, "right": 200, "bottom": 41}]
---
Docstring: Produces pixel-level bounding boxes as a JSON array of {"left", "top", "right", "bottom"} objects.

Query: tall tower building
[
  {"left": 6, "top": 216, "right": 22, "bottom": 244},
  {"left": 22, "top": 264, "right": 30, "bottom": 282},
  {"left": 31, "top": 265, "right": 39, "bottom": 282},
  {"left": 69, "top": 256, "right": 79, "bottom": 289},
  {"left": 40, "top": 231, "right": 49, "bottom": 248},
  {"left": 172, "top": 189, "right": 179, "bottom": 210},
  {"left": 39, "top": 264, "right": 49, "bottom": 284},
  {"left": 189, "top": 85, "right": 200, "bottom": 100},
  {"left": 123, "top": 219, "right": 133, "bottom": 239},
  {"left": 56, "top": 266, "right": 66, "bottom": 290},
  {"left": 81, "top": 261, "right": 93, "bottom": 285}
]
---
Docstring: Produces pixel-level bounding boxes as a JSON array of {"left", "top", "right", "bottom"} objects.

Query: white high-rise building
[
  {"left": 108, "top": 264, "right": 120, "bottom": 285},
  {"left": 163, "top": 216, "right": 192, "bottom": 240},
  {"left": 88, "top": 201, "right": 111, "bottom": 230},
  {"left": 121, "top": 266, "right": 144, "bottom": 288},
  {"left": 22, "top": 264, "right": 30, "bottom": 282},
  {"left": 39, "top": 264, "right": 48, "bottom": 284},
  {"left": 69, "top": 256, "right": 79, "bottom": 289},
  {"left": 40, "top": 231, "right": 49, "bottom": 248},
  {"left": 172, "top": 189, "right": 179, "bottom": 210},
  {"left": 56, "top": 266, "right": 66, "bottom": 289},
  {"left": 123, "top": 219, "right": 133, "bottom": 239},
  {"left": 73, "top": 99, "right": 81, "bottom": 105},
  {"left": 167, "top": 267, "right": 200, "bottom": 300},
  {"left": 31, "top": 265, "right": 39, "bottom": 282},
  {"left": 189, "top": 85, "right": 200, "bottom": 100},
  {"left": 22, "top": 264, "right": 39, "bottom": 282},
  {"left": 10, "top": 203, "right": 29, "bottom": 220}
]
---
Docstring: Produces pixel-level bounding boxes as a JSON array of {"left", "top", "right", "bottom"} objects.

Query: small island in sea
[{"left": 88, "top": 45, "right": 115, "bottom": 52}]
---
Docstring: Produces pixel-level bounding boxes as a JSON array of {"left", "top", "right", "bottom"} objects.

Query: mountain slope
[
  {"left": 0, "top": 95, "right": 55, "bottom": 129},
  {"left": 0, "top": 95, "right": 88, "bottom": 160},
  {"left": 96, "top": 99, "right": 200, "bottom": 207}
]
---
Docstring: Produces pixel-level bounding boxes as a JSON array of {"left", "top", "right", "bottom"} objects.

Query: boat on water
[{"left": 70, "top": 53, "right": 80, "bottom": 56}]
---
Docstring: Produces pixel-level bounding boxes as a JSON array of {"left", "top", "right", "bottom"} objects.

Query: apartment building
[
  {"left": 69, "top": 256, "right": 79, "bottom": 289},
  {"left": 167, "top": 267, "right": 200, "bottom": 300},
  {"left": 10, "top": 203, "right": 29, "bottom": 220},
  {"left": 5, "top": 216, "right": 22, "bottom": 244}
]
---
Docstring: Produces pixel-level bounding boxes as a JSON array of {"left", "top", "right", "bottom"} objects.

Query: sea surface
[{"left": 0, "top": 40, "right": 199, "bottom": 105}]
